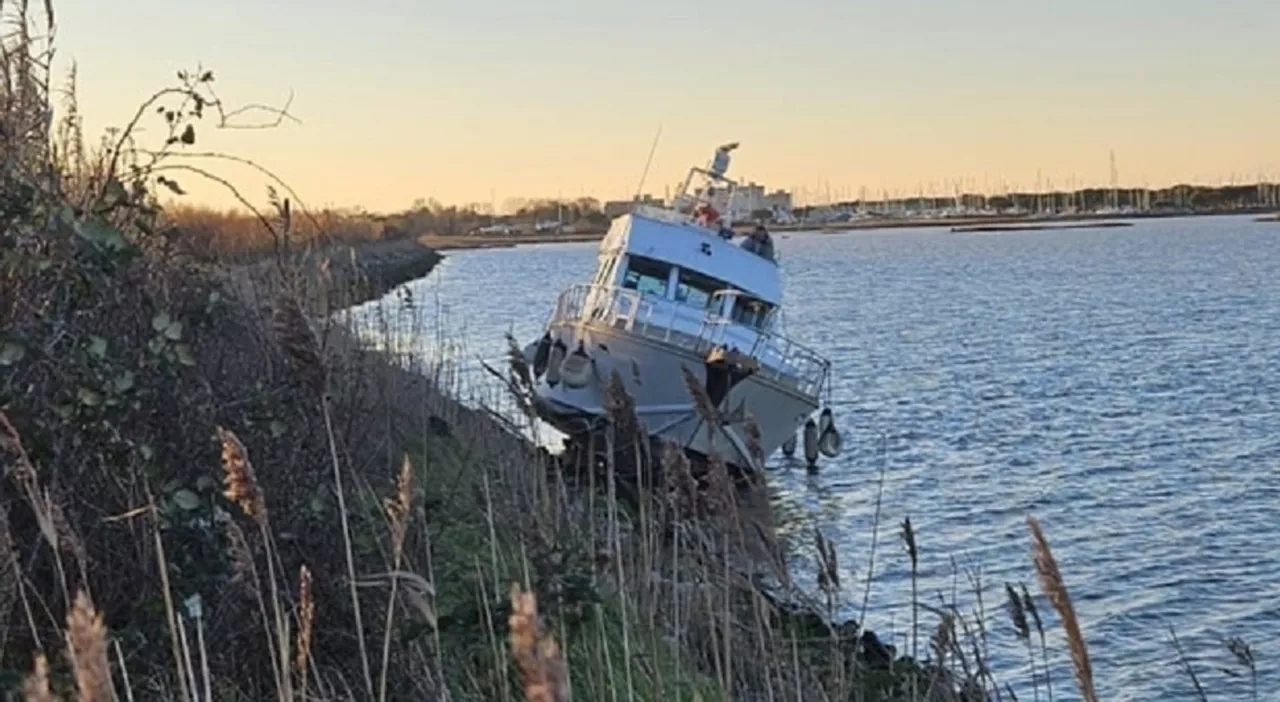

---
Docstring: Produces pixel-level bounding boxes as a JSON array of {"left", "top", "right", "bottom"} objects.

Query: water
[{"left": 353, "top": 214, "right": 1280, "bottom": 699}]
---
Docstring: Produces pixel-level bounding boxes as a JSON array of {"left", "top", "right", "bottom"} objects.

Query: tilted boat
[{"left": 519, "top": 142, "right": 841, "bottom": 475}]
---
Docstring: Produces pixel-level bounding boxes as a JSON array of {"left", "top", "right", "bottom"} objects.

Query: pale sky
[{"left": 51, "top": 0, "right": 1280, "bottom": 212}]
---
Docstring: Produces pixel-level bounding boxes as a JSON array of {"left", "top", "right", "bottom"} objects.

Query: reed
[
  {"left": 508, "top": 584, "right": 569, "bottom": 702},
  {"left": 21, "top": 654, "right": 56, "bottom": 702},
  {"left": 295, "top": 565, "right": 315, "bottom": 700},
  {"left": 65, "top": 592, "right": 112, "bottom": 702},
  {"left": 1027, "top": 516, "right": 1097, "bottom": 702}
]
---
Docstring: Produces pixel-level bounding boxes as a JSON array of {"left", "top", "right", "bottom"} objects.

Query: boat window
[
  {"left": 621, "top": 255, "right": 671, "bottom": 298},
  {"left": 675, "top": 267, "right": 728, "bottom": 310},
  {"left": 731, "top": 294, "right": 774, "bottom": 328}
]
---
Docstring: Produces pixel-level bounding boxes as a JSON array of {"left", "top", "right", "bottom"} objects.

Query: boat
[{"left": 517, "top": 142, "right": 840, "bottom": 476}]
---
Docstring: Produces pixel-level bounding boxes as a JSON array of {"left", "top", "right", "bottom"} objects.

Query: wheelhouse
[
  {"left": 606, "top": 253, "right": 777, "bottom": 330},
  {"left": 549, "top": 207, "right": 827, "bottom": 397}
]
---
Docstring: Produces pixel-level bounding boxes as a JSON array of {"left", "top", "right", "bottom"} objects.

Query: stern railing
[{"left": 549, "top": 283, "right": 829, "bottom": 397}]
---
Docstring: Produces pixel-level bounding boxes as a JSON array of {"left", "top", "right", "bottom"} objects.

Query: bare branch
[
  {"left": 104, "top": 86, "right": 190, "bottom": 183},
  {"left": 214, "top": 88, "right": 301, "bottom": 130}
]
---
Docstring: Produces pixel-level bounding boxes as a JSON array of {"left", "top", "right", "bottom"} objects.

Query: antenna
[{"left": 632, "top": 124, "right": 663, "bottom": 202}]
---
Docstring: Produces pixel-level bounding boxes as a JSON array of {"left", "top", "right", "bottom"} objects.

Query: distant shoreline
[
  {"left": 417, "top": 209, "right": 1269, "bottom": 251},
  {"left": 950, "top": 221, "right": 1133, "bottom": 233}
]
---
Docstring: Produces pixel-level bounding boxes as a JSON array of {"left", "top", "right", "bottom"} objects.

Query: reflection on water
[{"left": 349, "top": 215, "right": 1280, "bottom": 699}]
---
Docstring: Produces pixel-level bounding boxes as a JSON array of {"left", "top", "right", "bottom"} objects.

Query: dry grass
[
  {"left": 163, "top": 205, "right": 389, "bottom": 261},
  {"left": 2, "top": 3, "right": 1266, "bottom": 701}
]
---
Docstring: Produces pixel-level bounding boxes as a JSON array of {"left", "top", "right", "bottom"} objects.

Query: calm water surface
[{"left": 356, "top": 214, "right": 1280, "bottom": 699}]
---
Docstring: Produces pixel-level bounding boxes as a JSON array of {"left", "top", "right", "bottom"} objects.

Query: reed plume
[
  {"left": 215, "top": 426, "right": 291, "bottom": 698},
  {"left": 384, "top": 455, "right": 413, "bottom": 562},
  {"left": 902, "top": 517, "right": 920, "bottom": 669},
  {"left": 379, "top": 456, "right": 414, "bottom": 702},
  {"left": 224, "top": 518, "right": 260, "bottom": 597},
  {"left": 1027, "top": 515, "right": 1096, "bottom": 702},
  {"left": 661, "top": 441, "right": 698, "bottom": 517},
  {"left": 218, "top": 426, "right": 266, "bottom": 527},
  {"left": 0, "top": 409, "right": 38, "bottom": 490},
  {"left": 742, "top": 412, "right": 764, "bottom": 469},
  {"left": 703, "top": 453, "right": 734, "bottom": 517},
  {"left": 1005, "top": 583, "right": 1029, "bottom": 640},
  {"left": 22, "top": 653, "right": 57, "bottom": 702},
  {"left": 66, "top": 591, "right": 115, "bottom": 702},
  {"left": 49, "top": 500, "right": 87, "bottom": 578},
  {"left": 680, "top": 365, "right": 719, "bottom": 427},
  {"left": 508, "top": 584, "right": 569, "bottom": 702},
  {"left": 505, "top": 332, "right": 533, "bottom": 391},
  {"left": 66, "top": 590, "right": 113, "bottom": 702},
  {"left": 0, "top": 504, "right": 16, "bottom": 651},
  {"left": 814, "top": 529, "right": 840, "bottom": 610},
  {"left": 295, "top": 565, "right": 314, "bottom": 698},
  {"left": 603, "top": 369, "right": 639, "bottom": 438},
  {"left": 1225, "top": 636, "right": 1258, "bottom": 701},
  {"left": 272, "top": 293, "right": 328, "bottom": 396}
]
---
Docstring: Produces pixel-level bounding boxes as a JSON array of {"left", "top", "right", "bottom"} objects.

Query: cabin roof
[{"left": 599, "top": 210, "right": 782, "bottom": 305}]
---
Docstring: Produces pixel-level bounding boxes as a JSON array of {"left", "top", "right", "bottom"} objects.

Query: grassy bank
[{"left": 2, "top": 7, "right": 1263, "bottom": 702}]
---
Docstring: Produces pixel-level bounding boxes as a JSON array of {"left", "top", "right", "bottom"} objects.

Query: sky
[{"left": 46, "top": 0, "right": 1280, "bottom": 212}]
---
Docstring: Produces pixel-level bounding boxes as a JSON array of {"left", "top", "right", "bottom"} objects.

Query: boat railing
[
  {"left": 630, "top": 204, "right": 697, "bottom": 228},
  {"left": 549, "top": 283, "right": 829, "bottom": 396}
]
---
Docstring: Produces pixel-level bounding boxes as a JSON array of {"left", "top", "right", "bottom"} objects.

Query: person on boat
[
  {"left": 717, "top": 221, "right": 735, "bottom": 240},
  {"left": 693, "top": 200, "right": 720, "bottom": 228},
  {"left": 742, "top": 224, "right": 775, "bottom": 261}
]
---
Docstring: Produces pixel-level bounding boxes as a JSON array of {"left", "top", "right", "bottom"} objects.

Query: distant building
[
  {"left": 728, "top": 182, "right": 792, "bottom": 219},
  {"left": 663, "top": 180, "right": 794, "bottom": 221},
  {"left": 603, "top": 194, "right": 664, "bottom": 218},
  {"left": 697, "top": 182, "right": 793, "bottom": 221}
]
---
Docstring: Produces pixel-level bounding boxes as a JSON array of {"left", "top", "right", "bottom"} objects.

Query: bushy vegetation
[{"left": 1, "top": 3, "right": 1263, "bottom": 701}]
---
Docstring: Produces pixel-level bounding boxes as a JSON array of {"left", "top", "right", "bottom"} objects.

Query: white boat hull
[{"left": 527, "top": 322, "right": 820, "bottom": 473}]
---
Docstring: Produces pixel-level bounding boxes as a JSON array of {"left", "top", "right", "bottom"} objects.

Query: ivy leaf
[
  {"left": 151, "top": 311, "right": 172, "bottom": 333},
  {"left": 174, "top": 344, "right": 197, "bottom": 367},
  {"left": 113, "top": 371, "right": 135, "bottom": 393},
  {"left": 179, "top": 124, "right": 195, "bottom": 145},
  {"left": 172, "top": 489, "right": 201, "bottom": 511},
  {"left": 101, "top": 179, "right": 129, "bottom": 208},
  {"left": 308, "top": 493, "right": 326, "bottom": 517},
  {"left": 163, "top": 320, "right": 184, "bottom": 341},
  {"left": 73, "top": 217, "right": 128, "bottom": 252},
  {"left": 77, "top": 387, "right": 103, "bottom": 407},
  {"left": 0, "top": 341, "right": 25, "bottom": 366},
  {"left": 87, "top": 335, "right": 108, "bottom": 360}
]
